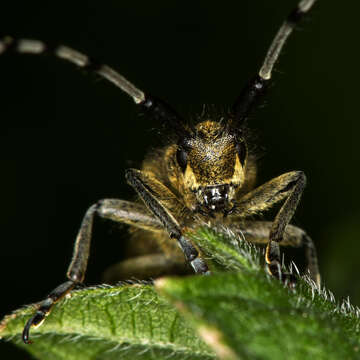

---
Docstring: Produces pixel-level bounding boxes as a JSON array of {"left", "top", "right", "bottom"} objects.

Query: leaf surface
[
  {"left": 0, "top": 283, "right": 215, "bottom": 360},
  {"left": 2, "top": 227, "right": 360, "bottom": 360},
  {"left": 156, "top": 228, "right": 360, "bottom": 360}
]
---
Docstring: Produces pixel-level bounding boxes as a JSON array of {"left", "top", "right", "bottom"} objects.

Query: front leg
[
  {"left": 235, "top": 171, "right": 311, "bottom": 284},
  {"left": 22, "top": 204, "right": 100, "bottom": 344},
  {"left": 125, "top": 168, "right": 210, "bottom": 275},
  {"left": 23, "top": 199, "right": 164, "bottom": 344}
]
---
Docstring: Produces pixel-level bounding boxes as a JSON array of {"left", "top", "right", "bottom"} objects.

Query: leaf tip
[
  {"left": 198, "top": 325, "right": 237, "bottom": 360},
  {"left": 154, "top": 277, "right": 168, "bottom": 290},
  {"left": 154, "top": 277, "right": 179, "bottom": 295}
]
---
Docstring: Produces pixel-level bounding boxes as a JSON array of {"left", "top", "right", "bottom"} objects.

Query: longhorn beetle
[{"left": 0, "top": 0, "right": 320, "bottom": 344}]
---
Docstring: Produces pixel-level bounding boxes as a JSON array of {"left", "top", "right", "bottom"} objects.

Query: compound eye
[
  {"left": 236, "top": 141, "right": 247, "bottom": 166},
  {"left": 176, "top": 147, "right": 188, "bottom": 172}
]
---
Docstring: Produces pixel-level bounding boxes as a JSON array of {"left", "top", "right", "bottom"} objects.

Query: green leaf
[
  {"left": 156, "top": 228, "right": 360, "bottom": 360},
  {"left": 189, "top": 227, "right": 261, "bottom": 273},
  {"left": 2, "top": 227, "right": 360, "bottom": 360},
  {"left": 0, "top": 283, "right": 215, "bottom": 360}
]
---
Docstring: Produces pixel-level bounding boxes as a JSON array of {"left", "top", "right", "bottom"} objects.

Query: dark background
[{"left": 0, "top": 0, "right": 351, "bottom": 358}]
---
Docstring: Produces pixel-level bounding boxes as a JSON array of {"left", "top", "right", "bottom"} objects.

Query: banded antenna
[
  {"left": 0, "top": 36, "right": 189, "bottom": 137},
  {"left": 232, "top": 0, "right": 317, "bottom": 125}
]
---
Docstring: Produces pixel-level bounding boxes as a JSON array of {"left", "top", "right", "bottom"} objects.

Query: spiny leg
[
  {"left": 232, "top": 0, "right": 317, "bottom": 124},
  {"left": 22, "top": 199, "right": 164, "bottom": 344},
  {"left": 234, "top": 171, "right": 311, "bottom": 284},
  {"left": 125, "top": 168, "right": 210, "bottom": 275},
  {"left": 235, "top": 221, "right": 320, "bottom": 286},
  {"left": 0, "top": 37, "right": 188, "bottom": 136}
]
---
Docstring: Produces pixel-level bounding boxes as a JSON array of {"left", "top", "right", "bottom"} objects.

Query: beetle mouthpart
[{"left": 202, "top": 184, "right": 230, "bottom": 211}]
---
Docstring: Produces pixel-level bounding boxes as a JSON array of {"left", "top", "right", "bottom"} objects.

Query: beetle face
[{"left": 176, "top": 120, "right": 247, "bottom": 214}]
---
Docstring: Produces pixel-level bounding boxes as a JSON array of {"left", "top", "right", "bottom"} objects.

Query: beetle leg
[
  {"left": 126, "top": 168, "right": 210, "bottom": 275},
  {"left": 22, "top": 199, "right": 168, "bottom": 344},
  {"left": 234, "top": 171, "right": 314, "bottom": 284},
  {"left": 231, "top": 221, "right": 320, "bottom": 286}
]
